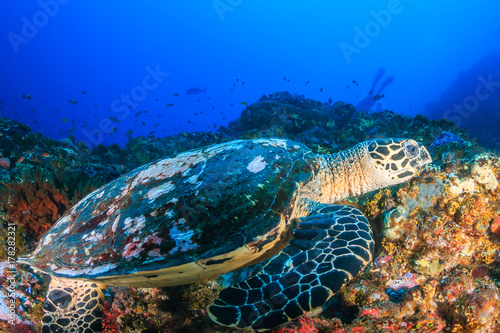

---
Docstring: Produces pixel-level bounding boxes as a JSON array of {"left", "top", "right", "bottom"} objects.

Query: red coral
[
  {"left": 0, "top": 175, "right": 69, "bottom": 239},
  {"left": 9, "top": 322, "right": 36, "bottom": 333},
  {"left": 491, "top": 216, "right": 500, "bottom": 234},
  {"left": 102, "top": 301, "right": 120, "bottom": 333},
  {"left": 272, "top": 317, "right": 318, "bottom": 333}
]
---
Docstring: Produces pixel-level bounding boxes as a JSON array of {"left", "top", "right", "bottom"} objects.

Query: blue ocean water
[{"left": 1, "top": 1, "right": 499, "bottom": 148}]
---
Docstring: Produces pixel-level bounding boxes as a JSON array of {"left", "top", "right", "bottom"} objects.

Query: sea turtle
[{"left": 18, "top": 137, "right": 431, "bottom": 332}]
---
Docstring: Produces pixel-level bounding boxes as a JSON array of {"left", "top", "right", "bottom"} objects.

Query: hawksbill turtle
[{"left": 18, "top": 137, "right": 431, "bottom": 332}]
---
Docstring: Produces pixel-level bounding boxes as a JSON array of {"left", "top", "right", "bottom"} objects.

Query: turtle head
[{"left": 366, "top": 138, "right": 432, "bottom": 186}]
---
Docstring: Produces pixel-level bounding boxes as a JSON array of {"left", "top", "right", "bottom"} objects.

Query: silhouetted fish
[
  {"left": 186, "top": 87, "right": 206, "bottom": 95},
  {"left": 372, "top": 94, "right": 384, "bottom": 101}
]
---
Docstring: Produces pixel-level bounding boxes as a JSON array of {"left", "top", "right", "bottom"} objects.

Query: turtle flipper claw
[{"left": 208, "top": 205, "right": 375, "bottom": 330}]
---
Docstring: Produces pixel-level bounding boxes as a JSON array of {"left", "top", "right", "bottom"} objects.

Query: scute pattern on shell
[{"left": 26, "top": 139, "right": 321, "bottom": 281}]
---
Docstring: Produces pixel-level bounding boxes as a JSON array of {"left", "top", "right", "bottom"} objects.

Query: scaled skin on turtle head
[
  {"left": 18, "top": 137, "right": 431, "bottom": 332},
  {"left": 299, "top": 138, "right": 431, "bottom": 205}
]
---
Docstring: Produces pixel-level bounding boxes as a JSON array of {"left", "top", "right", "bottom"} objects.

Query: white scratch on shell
[
  {"left": 124, "top": 215, "right": 146, "bottom": 235},
  {"left": 111, "top": 214, "right": 121, "bottom": 233},
  {"left": 53, "top": 263, "right": 118, "bottom": 277},
  {"left": 147, "top": 181, "right": 174, "bottom": 201},
  {"left": 82, "top": 230, "right": 104, "bottom": 242},
  {"left": 247, "top": 156, "right": 267, "bottom": 173}
]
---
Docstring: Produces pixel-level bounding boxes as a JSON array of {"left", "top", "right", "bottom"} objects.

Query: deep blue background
[{"left": 1, "top": 1, "right": 499, "bottom": 148}]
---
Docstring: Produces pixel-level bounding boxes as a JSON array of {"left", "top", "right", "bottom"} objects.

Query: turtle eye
[{"left": 402, "top": 140, "right": 419, "bottom": 159}]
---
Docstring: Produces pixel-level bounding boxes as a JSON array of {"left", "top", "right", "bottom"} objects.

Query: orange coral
[{"left": 1, "top": 175, "right": 68, "bottom": 239}]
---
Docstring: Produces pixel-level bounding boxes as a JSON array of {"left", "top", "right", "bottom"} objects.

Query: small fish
[
  {"left": 328, "top": 98, "right": 333, "bottom": 104},
  {"left": 17, "top": 156, "right": 25, "bottom": 164},
  {"left": 173, "top": 93, "right": 180, "bottom": 96},
  {"left": 352, "top": 80, "right": 358, "bottom": 86},
  {"left": 305, "top": 81, "right": 309, "bottom": 85},
  {"left": 108, "top": 116, "right": 121, "bottom": 122},
  {"left": 69, "top": 100, "right": 78, "bottom": 104},
  {"left": 135, "top": 111, "right": 142, "bottom": 117},
  {"left": 61, "top": 118, "right": 69, "bottom": 122},
  {"left": 156, "top": 99, "right": 159, "bottom": 101},
  {"left": 196, "top": 99, "right": 200, "bottom": 102},
  {"left": 186, "top": 87, "right": 206, "bottom": 95},
  {"left": 319, "top": 88, "right": 323, "bottom": 92},
  {"left": 41, "top": 152, "right": 50, "bottom": 158},
  {"left": 239, "top": 101, "right": 248, "bottom": 106},
  {"left": 125, "top": 129, "right": 133, "bottom": 136},
  {"left": 153, "top": 123, "right": 159, "bottom": 127},
  {"left": 166, "top": 103, "right": 174, "bottom": 107},
  {"left": 369, "top": 89, "right": 372, "bottom": 95},
  {"left": 372, "top": 94, "right": 384, "bottom": 101},
  {"left": 94, "top": 105, "right": 98, "bottom": 107},
  {"left": 82, "top": 91, "right": 87, "bottom": 95},
  {"left": 22, "top": 94, "right": 31, "bottom": 100}
]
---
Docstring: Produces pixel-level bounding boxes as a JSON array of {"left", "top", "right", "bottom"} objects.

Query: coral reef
[{"left": 2, "top": 92, "right": 500, "bottom": 332}]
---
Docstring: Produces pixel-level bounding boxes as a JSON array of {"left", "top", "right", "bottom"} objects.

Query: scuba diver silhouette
[{"left": 356, "top": 67, "right": 394, "bottom": 111}]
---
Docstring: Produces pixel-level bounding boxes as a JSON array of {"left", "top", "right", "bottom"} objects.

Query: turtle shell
[{"left": 22, "top": 139, "right": 320, "bottom": 287}]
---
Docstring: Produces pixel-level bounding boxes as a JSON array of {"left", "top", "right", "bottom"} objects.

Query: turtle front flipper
[
  {"left": 42, "top": 277, "right": 106, "bottom": 333},
  {"left": 208, "top": 204, "right": 375, "bottom": 331}
]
